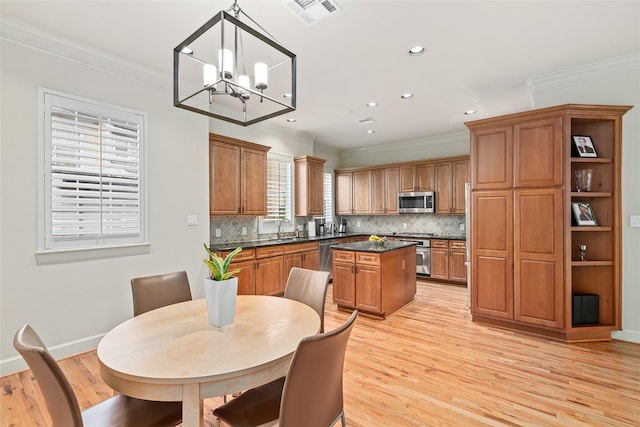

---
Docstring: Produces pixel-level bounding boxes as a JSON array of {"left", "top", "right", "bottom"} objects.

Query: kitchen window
[
  {"left": 37, "top": 88, "right": 148, "bottom": 261},
  {"left": 323, "top": 169, "right": 334, "bottom": 224},
  {"left": 259, "top": 153, "right": 293, "bottom": 234}
]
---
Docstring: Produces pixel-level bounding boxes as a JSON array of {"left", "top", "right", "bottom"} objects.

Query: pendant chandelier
[{"left": 173, "top": 1, "right": 296, "bottom": 126}]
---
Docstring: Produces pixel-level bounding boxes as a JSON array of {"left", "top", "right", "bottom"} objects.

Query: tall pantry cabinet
[{"left": 466, "top": 104, "right": 631, "bottom": 342}]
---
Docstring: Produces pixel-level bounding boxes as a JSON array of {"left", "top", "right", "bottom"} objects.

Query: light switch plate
[
  {"left": 242, "top": 227, "right": 247, "bottom": 235},
  {"left": 187, "top": 215, "right": 198, "bottom": 226},
  {"left": 215, "top": 228, "right": 221, "bottom": 237},
  {"left": 631, "top": 215, "right": 640, "bottom": 227}
]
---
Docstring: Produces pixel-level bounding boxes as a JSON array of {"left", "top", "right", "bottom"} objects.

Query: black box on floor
[{"left": 572, "top": 294, "right": 599, "bottom": 325}]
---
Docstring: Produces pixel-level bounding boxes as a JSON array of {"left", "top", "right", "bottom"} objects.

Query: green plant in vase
[{"left": 203, "top": 244, "right": 242, "bottom": 280}]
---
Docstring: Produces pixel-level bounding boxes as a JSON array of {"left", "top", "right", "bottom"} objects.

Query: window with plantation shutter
[
  {"left": 323, "top": 170, "right": 333, "bottom": 224},
  {"left": 259, "top": 153, "right": 293, "bottom": 234},
  {"left": 38, "top": 89, "right": 148, "bottom": 253}
]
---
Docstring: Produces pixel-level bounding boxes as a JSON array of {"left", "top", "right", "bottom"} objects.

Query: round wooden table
[{"left": 97, "top": 295, "right": 320, "bottom": 427}]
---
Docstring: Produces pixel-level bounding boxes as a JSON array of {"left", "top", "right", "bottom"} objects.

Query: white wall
[{"left": 0, "top": 27, "right": 212, "bottom": 374}]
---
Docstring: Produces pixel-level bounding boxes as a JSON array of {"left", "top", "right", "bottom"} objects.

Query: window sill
[{"left": 35, "top": 243, "right": 151, "bottom": 265}]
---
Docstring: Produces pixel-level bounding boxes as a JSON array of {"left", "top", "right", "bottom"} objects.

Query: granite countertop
[
  {"left": 330, "top": 240, "right": 416, "bottom": 253},
  {"left": 211, "top": 232, "right": 465, "bottom": 251}
]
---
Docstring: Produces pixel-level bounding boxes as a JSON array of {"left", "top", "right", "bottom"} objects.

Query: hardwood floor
[{"left": 2, "top": 281, "right": 639, "bottom": 426}]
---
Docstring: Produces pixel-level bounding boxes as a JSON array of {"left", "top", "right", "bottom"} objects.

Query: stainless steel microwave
[{"left": 398, "top": 191, "right": 435, "bottom": 213}]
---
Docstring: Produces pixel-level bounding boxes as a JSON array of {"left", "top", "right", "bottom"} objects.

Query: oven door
[{"left": 416, "top": 246, "right": 431, "bottom": 276}]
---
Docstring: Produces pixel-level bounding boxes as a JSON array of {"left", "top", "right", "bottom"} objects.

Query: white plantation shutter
[
  {"left": 323, "top": 170, "right": 333, "bottom": 223},
  {"left": 40, "top": 90, "right": 147, "bottom": 251},
  {"left": 265, "top": 155, "right": 293, "bottom": 221}
]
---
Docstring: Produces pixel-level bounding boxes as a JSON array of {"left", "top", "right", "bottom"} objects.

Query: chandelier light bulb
[
  {"left": 219, "top": 49, "right": 234, "bottom": 79},
  {"left": 203, "top": 64, "right": 217, "bottom": 89},
  {"left": 255, "top": 62, "right": 268, "bottom": 90}
]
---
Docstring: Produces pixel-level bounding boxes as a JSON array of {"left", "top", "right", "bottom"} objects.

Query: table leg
[{"left": 182, "top": 383, "right": 204, "bottom": 427}]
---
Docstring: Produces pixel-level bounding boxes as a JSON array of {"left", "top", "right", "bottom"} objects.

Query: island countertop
[{"left": 330, "top": 240, "right": 416, "bottom": 253}]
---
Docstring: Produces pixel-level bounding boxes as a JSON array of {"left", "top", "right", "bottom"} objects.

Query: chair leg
[{"left": 329, "top": 410, "right": 346, "bottom": 426}]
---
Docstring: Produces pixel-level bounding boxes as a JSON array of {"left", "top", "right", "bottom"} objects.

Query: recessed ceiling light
[
  {"left": 464, "top": 110, "right": 477, "bottom": 115},
  {"left": 181, "top": 47, "right": 193, "bottom": 55},
  {"left": 401, "top": 93, "right": 414, "bottom": 99},
  {"left": 366, "top": 102, "right": 378, "bottom": 108},
  {"left": 366, "top": 130, "right": 376, "bottom": 134},
  {"left": 408, "top": 46, "right": 425, "bottom": 56},
  {"left": 344, "top": 109, "right": 353, "bottom": 115},
  {"left": 286, "top": 118, "right": 296, "bottom": 122}
]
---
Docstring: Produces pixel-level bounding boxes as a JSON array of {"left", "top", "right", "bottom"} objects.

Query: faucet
[{"left": 277, "top": 218, "right": 289, "bottom": 239}]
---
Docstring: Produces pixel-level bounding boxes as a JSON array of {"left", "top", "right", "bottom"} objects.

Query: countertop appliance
[
  {"left": 396, "top": 233, "right": 432, "bottom": 276},
  {"left": 398, "top": 191, "right": 435, "bottom": 213},
  {"left": 314, "top": 217, "right": 326, "bottom": 236},
  {"left": 339, "top": 218, "right": 347, "bottom": 233}
]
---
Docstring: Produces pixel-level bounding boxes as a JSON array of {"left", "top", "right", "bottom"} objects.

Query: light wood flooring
[{"left": 2, "top": 281, "right": 639, "bottom": 426}]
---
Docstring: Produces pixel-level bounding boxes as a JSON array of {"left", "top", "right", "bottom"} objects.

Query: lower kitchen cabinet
[
  {"left": 283, "top": 241, "right": 319, "bottom": 283},
  {"left": 430, "top": 239, "right": 467, "bottom": 283}
]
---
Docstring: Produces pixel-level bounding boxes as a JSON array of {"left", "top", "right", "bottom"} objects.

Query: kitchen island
[{"left": 331, "top": 240, "right": 417, "bottom": 318}]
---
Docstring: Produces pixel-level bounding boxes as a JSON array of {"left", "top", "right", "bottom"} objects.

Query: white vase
[{"left": 204, "top": 277, "right": 238, "bottom": 327}]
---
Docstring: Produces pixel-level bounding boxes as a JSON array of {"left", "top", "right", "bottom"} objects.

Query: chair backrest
[
  {"left": 279, "top": 310, "right": 358, "bottom": 427},
  {"left": 131, "top": 270, "right": 192, "bottom": 316},
  {"left": 284, "top": 267, "right": 330, "bottom": 333},
  {"left": 14, "top": 324, "right": 84, "bottom": 427}
]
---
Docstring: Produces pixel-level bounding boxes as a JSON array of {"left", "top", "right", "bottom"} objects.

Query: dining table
[{"left": 97, "top": 295, "right": 320, "bottom": 427}]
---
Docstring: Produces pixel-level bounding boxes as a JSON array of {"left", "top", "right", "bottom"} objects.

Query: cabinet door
[
  {"left": 430, "top": 244, "right": 449, "bottom": 280},
  {"left": 255, "top": 256, "right": 284, "bottom": 296},
  {"left": 371, "top": 169, "right": 386, "bottom": 214},
  {"left": 415, "top": 163, "right": 434, "bottom": 191},
  {"left": 472, "top": 190, "right": 513, "bottom": 319},
  {"left": 335, "top": 172, "right": 353, "bottom": 215},
  {"left": 471, "top": 126, "right": 513, "bottom": 190},
  {"left": 355, "top": 265, "right": 382, "bottom": 313},
  {"left": 283, "top": 253, "right": 304, "bottom": 285},
  {"left": 210, "top": 141, "right": 241, "bottom": 214},
  {"left": 434, "top": 161, "right": 453, "bottom": 214},
  {"left": 449, "top": 249, "right": 467, "bottom": 283},
  {"left": 384, "top": 167, "right": 399, "bottom": 214},
  {"left": 514, "top": 188, "right": 563, "bottom": 328},
  {"left": 352, "top": 170, "right": 372, "bottom": 214},
  {"left": 308, "top": 160, "right": 325, "bottom": 215},
  {"left": 232, "top": 260, "right": 256, "bottom": 295},
  {"left": 241, "top": 147, "right": 267, "bottom": 215},
  {"left": 452, "top": 159, "right": 470, "bottom": 214},
  {"left": 302, "top": 250, "right": 319, "bottom": 270},
  {"left": 333, "top": 262, "right": 356, "bottom": 307},
  {"left": 399, "top": 165, "right": 416, "bottom": 192},
  {"left": 514, "top": 117, "right": 563, "bottom": 188}
]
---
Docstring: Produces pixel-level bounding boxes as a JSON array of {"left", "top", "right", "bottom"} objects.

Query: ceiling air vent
[
  {"left": 358, "top": 117, "right": 375, "bottom": 125},
  {"left": 284, "top": 0, "right": 341, "bottom": 25}
]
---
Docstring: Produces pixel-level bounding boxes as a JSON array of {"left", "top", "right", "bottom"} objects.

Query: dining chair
[
  {"left": 284, "top": 267, "right": 331, "bottom": 332},
  {"left": 130, "top": 270, "right": 192, "bottom": 316},
  {"left": 13, "top": 323, "right": 182, "bottom": 427},
  {"left": 212, "top": 310, "right": 359, "bottom": 427}
]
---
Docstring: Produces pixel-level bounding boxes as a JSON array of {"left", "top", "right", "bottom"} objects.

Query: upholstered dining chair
[
  {"left": 212, "top": 310, "right": 358, "bottom": 427},
  {"left": 13, "top": 323, "right": 182, "bottom": 427},
  {"left": 283, "top": 267, "right": 331, "bottom": 333},
  {"left": 130, "top": 270, "right": 192, "bottom": 316}
]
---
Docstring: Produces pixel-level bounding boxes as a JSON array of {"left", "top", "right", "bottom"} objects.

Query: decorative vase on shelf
[
  {"left": 203, "top": 244, "right": 243, "bottom": 327},
  {"left": 204, "top": 277, "right": 238, "bottom": 327}
]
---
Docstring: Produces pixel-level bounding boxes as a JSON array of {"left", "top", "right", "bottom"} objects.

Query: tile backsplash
[{"left": 210, "top": 214, "right": 465, "bottom": 244}]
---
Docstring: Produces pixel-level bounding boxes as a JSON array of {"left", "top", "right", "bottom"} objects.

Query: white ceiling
[{"left": 2, "top": 1, "right": 640, "bottom": 150}]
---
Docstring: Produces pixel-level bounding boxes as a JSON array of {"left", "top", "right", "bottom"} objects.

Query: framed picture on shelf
[
  {"left": 572, "top": 135, "right": 598, "bottom": 158},
  {"left": 572, "top": 201, "right": 598, "bottom": 226}
]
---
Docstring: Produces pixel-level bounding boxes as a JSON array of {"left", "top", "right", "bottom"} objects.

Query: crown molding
[
  {"left": 528, "top": 53, "right": 640, "bottom": 95},
  {"left": 1, "top": 16, "right": 171, "bottom": 90},
  {"left": 341, "top": 130, "right": 469, "bottom": 157}
]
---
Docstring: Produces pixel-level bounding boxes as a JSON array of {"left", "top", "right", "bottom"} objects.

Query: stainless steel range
[{"left": 395, "top": 233, "right": 433, "bottom": 276}]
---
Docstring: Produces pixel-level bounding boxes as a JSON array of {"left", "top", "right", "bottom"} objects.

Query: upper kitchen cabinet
[
  {"left": 467, "top": 104, "right": 631, "bottom": 342},
  {"left": 434, "top": 157, "right": 469, "bottom": 214},
  {"left": 209, "top": 134, "right": 270, "bottom": 215},
  {"left": 399, "top": 162, "right": 434, "bottom": 192},
  {"left": 335, "top": 171, "right": 353, "bottom": 215},
  {"left": 335, "top": 169, "right": 372, "bottom": 215},
  {"left": 372, "top": 167, "right": 399, "bottom": 215},
  {"left": 294, "top": 156, "right": 326, "bottom": 216}
]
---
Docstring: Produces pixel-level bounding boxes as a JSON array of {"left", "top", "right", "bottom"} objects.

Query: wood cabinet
[
  {"left": 255, "top": 245, "right": 285, "bottom": 296},
  {"left": 372, "top": 167, "right": 399, "bottom": 214},
  {"left": 434, "top": 158, "right": 469, "bottom": 214},
  {"left": 430, "top": 239, "right": 467, "bottom": 283},
  {"left": 283, "top": 241, "right": 319, "bottom": 284},
  {"left": 335, "top": 172, "right": 353, "bottom": 215},
  {"left": 209, "top": 134, "right": 270, "bottom": 215},
  {"left": 467, "top": 104, "right": 631, "bottom": 342},
  {"left": 399, "top": 162, "right": 434, "bottom": 192},
  {"left": 352, "top": 170, "right": 372, "bottom": 214},
  {"left": 294, "top": 156, "right": 326, "bottom": 216},
  {"left": 332, "top": 245, "right": 416, "bottom": 318}
]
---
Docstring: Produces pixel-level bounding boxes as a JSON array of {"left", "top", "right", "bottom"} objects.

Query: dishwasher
[{"left": 318, "top": 238, "right": 339, "bottom": 280}]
